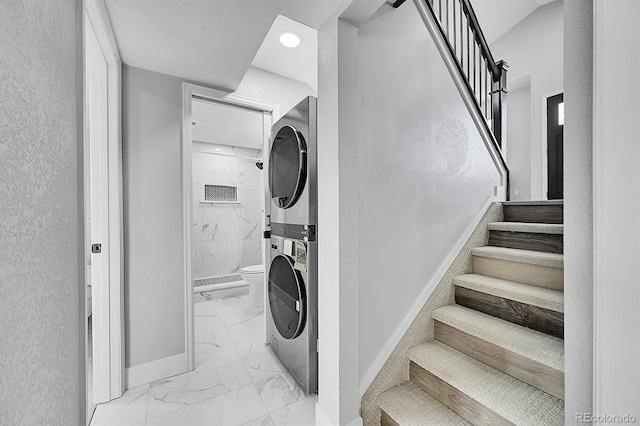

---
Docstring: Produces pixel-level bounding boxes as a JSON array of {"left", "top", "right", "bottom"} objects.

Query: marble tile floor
[{"left": 90, "top": 292, "right": 316, "bottom": 426}]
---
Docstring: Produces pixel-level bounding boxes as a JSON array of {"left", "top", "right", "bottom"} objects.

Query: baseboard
[
  {"left": 125, "top": 352, "right": 187, "bottom": 389},
  {"left": 358, "top": 196, "right": 497, "bottom": 396},
  {"left": 315, "top": 403, "right": 335, "bottom": 426}
]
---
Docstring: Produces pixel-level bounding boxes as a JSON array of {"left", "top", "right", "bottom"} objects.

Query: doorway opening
[{"left": 546, "top": 93, "right": 564, "bottom": 200}]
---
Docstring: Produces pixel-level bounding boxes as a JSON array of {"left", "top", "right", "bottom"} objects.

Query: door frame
[
  {"left": 540, "top": 89, "right": 564, "bottom": 200},
  {"left": 181, "top": 83, "right": 279, "bottom": 369},
  {"left": 83, "top": 0, "right": 124, "bottom": 411}
]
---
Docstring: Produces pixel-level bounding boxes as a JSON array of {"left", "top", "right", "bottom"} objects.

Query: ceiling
[
  {"left": 251, "top": 15, "right": 318, "bottom": 92},
  {"left": 471, "top": 0, "right": 557, "bottom": 44},
  {"left": 104, "top": 0, "right": 339, "bottom": 91}
]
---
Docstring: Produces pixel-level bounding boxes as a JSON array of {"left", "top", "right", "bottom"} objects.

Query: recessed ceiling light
[
  {"left": 214, "top": 148, "right": 223, "bottom": 151},
  {"left": 279, "top": 32, "right": 301, "bottom": 48}
]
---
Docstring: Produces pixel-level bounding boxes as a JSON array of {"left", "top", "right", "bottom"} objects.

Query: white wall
[
  {"left": 191, "top": 148, "right": 263, "bottom": 279},
  {"left": 506, "top": 82, "right": 532, "bottom": 200},
  {"left": 564, "top": 0, "right": 593, "bottom": 421},
  {"left": 0, "top": 0, "right": 82, "bottom": 423},
  {"left": 491, "top": 0, "right": 563, "bottom": 200},
  {"left": 235, "top": 66, "right": 316, "bottom": 121},
  {"left": 356, "top": 0, "right": 500, "bottom": 383},
  {"left": 122, "top": 66, "right": 186, "bottom": 369},
  {"left": 592, "top": 0, "right": 640, "bottom": 418}
]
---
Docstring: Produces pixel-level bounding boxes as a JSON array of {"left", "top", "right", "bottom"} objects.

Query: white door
[{"left": 86, "top": 15, "right": 111, "bottom": 405}]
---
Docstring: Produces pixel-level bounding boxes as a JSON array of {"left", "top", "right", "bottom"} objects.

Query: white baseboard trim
[
  {"left": 315, "top": 403, "right": 334, "bottom": 426},
  {"left": 346, "top": 416, "right": 364, "bottom": 426},
  {"left": 358, "top": 196, "right": 497, "bottom": 396},
  {"left": 125, "top": 353, "right": 187, "bottom": 389}
]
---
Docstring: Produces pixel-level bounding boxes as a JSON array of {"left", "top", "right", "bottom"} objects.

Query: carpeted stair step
[
  {"left": 488, "top": 222, "right": 564, "bottom": 253},
  {"left": 377, "top": 381, "right": 469, "bottom": 425},
  {"left": 502, "top": 200, "right": 563, "bottom": 224},
  {"left": 454, "top": 273, "right": 564, "bottom": 338},
  {"left": 472, "top": 246, "right": 564, "bottom": 290},
  {"left": 408, "top": 341, "right": 564, "bottom": 425},
  {"left": 432, "top": 305, "right": 564, "bottom": 399}
]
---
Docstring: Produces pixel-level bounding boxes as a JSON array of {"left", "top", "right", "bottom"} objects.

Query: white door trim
[
  {"left": 181, "top": 83, "right": 279, "bottom": 369},
  {"left": 83, "top": 0, "right": 124, "bottom": 407}
]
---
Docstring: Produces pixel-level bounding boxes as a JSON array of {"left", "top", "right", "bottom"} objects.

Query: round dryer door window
[
  {"left": 269, "top": 125, "right": 307, "bottom": 209},
  {"left": 268, "top": 254, "right": 306, "bottom": 339}
]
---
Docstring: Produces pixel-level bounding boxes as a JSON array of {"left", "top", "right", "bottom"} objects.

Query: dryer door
[
  {"left": 268, "top": 254, "right": 306, "bottom": 339},
  {"left": 269, "top": 125, "right": 307, "bottom": 209}
]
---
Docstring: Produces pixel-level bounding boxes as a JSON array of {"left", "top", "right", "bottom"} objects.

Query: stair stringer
[{"left": 361, "top": 202, "right": 502, "bottom": 426}]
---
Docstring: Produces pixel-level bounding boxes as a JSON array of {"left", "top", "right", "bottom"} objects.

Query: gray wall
[
  {"left": 564, "top": 0, "right": 593, "bottom": 421},
  {"left": 0, "top": 0, "right": 82, "bottom": 423},
  {"left": 357, "top": 0, "right": 500, "bottom": 380},
  {"left": 123, "top": 66, "right": 185, "bottom": 367},
  {"left": 506, "top": 84, "right": 532, "bottom": 201}
]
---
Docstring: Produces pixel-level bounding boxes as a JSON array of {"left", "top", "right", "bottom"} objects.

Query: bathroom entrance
[{"left": 181, "top": 83, "right": 278, "bottom": 369}]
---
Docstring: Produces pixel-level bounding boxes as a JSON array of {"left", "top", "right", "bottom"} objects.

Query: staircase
[{"left": 376, "top": 201, "right": 565, "bottom": 425}]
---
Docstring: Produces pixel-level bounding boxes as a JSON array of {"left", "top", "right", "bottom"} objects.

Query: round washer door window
[
  {"left": 268, "top": 254, "right": 306, "bottom": 339},
  {"left": 269, "top": 125, "right": 307, "bottom": 209}
]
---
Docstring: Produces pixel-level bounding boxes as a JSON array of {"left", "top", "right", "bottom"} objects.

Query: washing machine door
[
  {"left": 268, "top": 254, "right": 306, "bottom": 339},
  {"left": 269, "top": 125, "right": 307, "bottom": 209}
]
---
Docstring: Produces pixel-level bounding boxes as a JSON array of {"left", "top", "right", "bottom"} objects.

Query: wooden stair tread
[
  {"left": 502, "top": 200, "right": 563, "bottom": 206},
  {"left": 472, "top": 246, "right": 564, "bottom": 269},
  {"left": 488, "top": 222, "right": 563, "bottom": 234},
  {"left": 377, "top": 382, "right": 469, "bottom": 425},
  {"left": 408, "top": 341, "right": 565, "bottom": 425},
  {"left": 432, "top": 305, "right": 564, "bottom": 372},
  {"left": 454, "top": 274, "right": 564, "bottom": 313}
]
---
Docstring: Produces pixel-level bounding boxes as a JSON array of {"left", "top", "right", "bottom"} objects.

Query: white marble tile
[
  {"left": 235, "top": 337, "right": 271, "bottom": 362},
  {"left": 241, "top": 414, "right": 275, "bottom": 426},
  {"left": 269, "top": 395, "right": 317, "bottom": 425},
  {"left": 195, "top": 314, "right": 230, "bottom": 339},
  {"left": 89, "top": 384, "right": 149, "bottom": 426},
  {"left": 214, "top": 295, "right": 250, "bottom": 317},
  {"left": 255, "top": 371, "right": 306, "bottom": 413},
  {"left": 244, "top": 350, "right": 288, "bottom": 383},
  {"left": 145, "top": 384, "right": 268, "bottom": 426},
  {"left": 194, "top": 300, "right": 220, "bottom": 317},
  {"left": 146, "top": 361, "right": 253, "bottom": 420},
  {"left": 223, "top": 309, "right": 265, "bottom": 344}
]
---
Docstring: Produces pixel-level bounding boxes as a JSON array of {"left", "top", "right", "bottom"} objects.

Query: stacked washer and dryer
[{"left": 266, "top": 96, "right": 318, "bottom": 394}]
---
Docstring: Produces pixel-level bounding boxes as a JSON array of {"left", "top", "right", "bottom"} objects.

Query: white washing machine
[{"left": 267, "top": 235, "right": 317, "bottom": 394}]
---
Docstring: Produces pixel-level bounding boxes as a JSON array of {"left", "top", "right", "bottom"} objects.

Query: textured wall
[
  {"left": 191, "top": 150, "right": 263, "bottom": 279},
  {"left": 122, "top": 66, "right": 186, "bottom": 368},
  {"left": 564, "top": 0, "right": 593, "bottom": 421},
  {"left": 357, "top": 0, "right": 500, "bottom": 382},
  {"left": 0, "top": 0, "right": 81, "bottom": 424}
]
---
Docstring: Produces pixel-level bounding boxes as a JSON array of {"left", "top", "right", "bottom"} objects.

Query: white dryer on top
[{"left": 268, "top": 96, "right": 317, "bottom": 230}]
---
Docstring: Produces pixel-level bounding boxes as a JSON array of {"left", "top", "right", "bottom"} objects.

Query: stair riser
[
  {"left": 455, "top": 287, "right": 564, "bottom": 338},
  {"left": 434, "top": 320, "right": 565, "bottom": 400},
  {"left": 503, "top": 204, "right": 563, "bottom": 224},
  {"left": 409, "top": 361, "right": 513, "bottom": 426},
  {"left": 473, "top": 257, "right": 563, "bottom": 290},
  {"left": 489, "top": 230, "right": 563, "bottom": 254},
  {"left": 380, "top": 411, "right": 400, "bottom": 426}
]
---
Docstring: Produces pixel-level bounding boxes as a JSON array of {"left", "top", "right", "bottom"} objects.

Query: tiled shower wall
[{"left": 192, "top": 150, "right": 263, "bottom": 279}]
